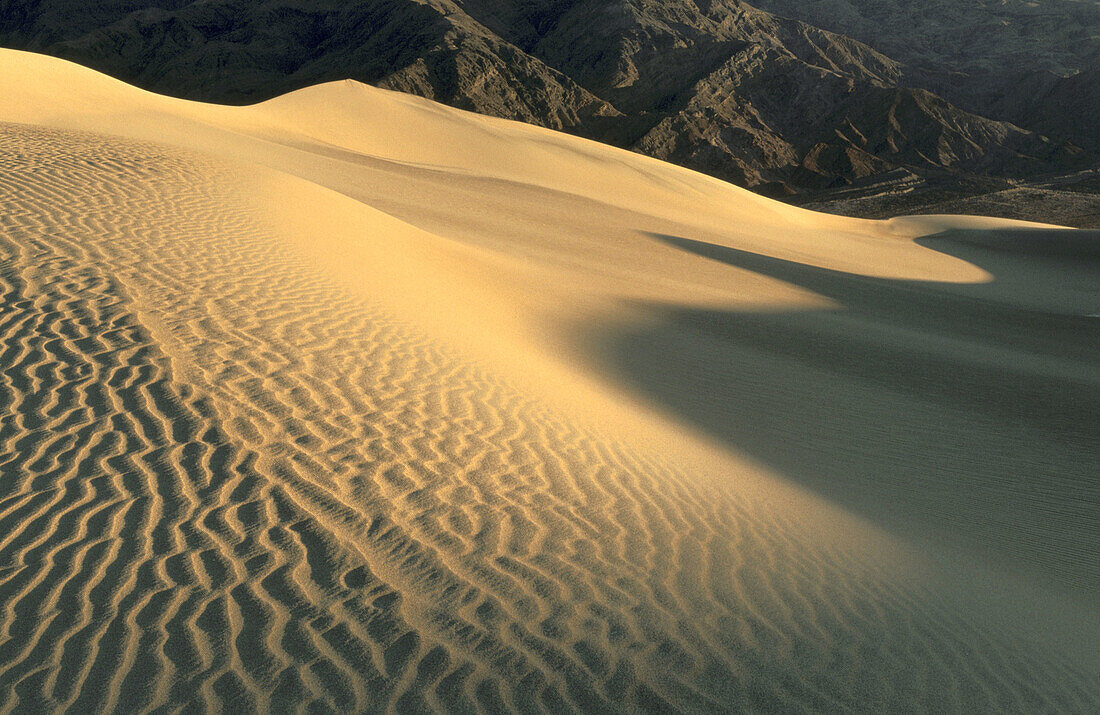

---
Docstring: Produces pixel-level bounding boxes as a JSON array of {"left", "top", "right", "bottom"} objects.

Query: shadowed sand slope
[
  {"left": 0, "top": 50, "right": 1097, "bottom": 712},
  {"left": 605, "top": 233, "right": 1098, "bottom": 594}
]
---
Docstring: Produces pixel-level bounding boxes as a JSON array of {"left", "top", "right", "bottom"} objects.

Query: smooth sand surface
[{"left": 0, "top": 49, "right": 1097, "bottom": 712}]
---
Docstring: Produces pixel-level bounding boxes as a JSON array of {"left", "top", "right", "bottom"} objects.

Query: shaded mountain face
[
  {"left": 0, "top": 0, "right": 1093, "bottom": 196},
  {"left": 747, "top": 0, "right": 1100, "bottom": 151}
]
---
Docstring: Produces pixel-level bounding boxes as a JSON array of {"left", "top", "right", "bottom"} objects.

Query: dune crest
[{"left": 0, "top": 50, "right": 1096, "bottom": 711}]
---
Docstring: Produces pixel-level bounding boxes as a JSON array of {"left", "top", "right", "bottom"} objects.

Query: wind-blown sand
[{"left": 0, "top": 49, "right": 1096, "bottom": 712}]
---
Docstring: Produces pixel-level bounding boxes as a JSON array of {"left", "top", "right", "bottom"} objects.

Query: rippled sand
[{"left": 0, "top": 50, "right": 1096, "bottom": 712}]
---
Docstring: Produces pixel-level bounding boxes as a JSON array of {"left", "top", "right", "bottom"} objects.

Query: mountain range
[{"left": 2, "top": 0, "right": 1098, "bottom": 215}]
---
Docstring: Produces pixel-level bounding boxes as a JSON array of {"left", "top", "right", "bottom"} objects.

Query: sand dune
[{"left": 0, "top": 49, "right": 1096, "bottom": 712}]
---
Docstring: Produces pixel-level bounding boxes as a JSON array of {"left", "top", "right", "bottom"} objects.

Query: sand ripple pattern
[{"left": 0, "top": 124, "right": 1095, "bottom": 713}]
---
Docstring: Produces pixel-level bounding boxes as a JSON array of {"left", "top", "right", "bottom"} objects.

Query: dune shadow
[{"left": 588, "top": 229, "right": 1100, "bottom": 595}]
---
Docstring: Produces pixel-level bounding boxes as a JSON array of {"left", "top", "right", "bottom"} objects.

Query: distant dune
[{"left": 0, "top": 49, "right": 1096, "bottom": 712}]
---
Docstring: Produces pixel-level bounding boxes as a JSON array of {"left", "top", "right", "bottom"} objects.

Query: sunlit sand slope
[{"left": 0, "top": 50, "right": 1097, "bottom": 712}]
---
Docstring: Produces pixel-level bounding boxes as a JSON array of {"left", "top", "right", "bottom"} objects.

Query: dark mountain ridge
[
  {"left": 2, "top": 0, "right": 1095, "bottom": 210},
  {"left": 748, "top": 0, "right": 1100, "bottom": 150}
]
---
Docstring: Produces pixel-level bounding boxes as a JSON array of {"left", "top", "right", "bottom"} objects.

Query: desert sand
[{"left": 0, "top": 49, "right": 1096, "bottom": 712}]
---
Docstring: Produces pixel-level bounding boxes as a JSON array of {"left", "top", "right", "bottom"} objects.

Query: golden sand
[{"left": 0, "top": 50, "right": 1096, "bottom": 711}]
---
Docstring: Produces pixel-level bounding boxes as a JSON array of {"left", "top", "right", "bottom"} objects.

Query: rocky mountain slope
[
  {"left": 1, "top": 0, "right": 1094, "bottom": 199},
  {"left": 749, "top": 0, "right": 1100, "bottom": 145}
]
